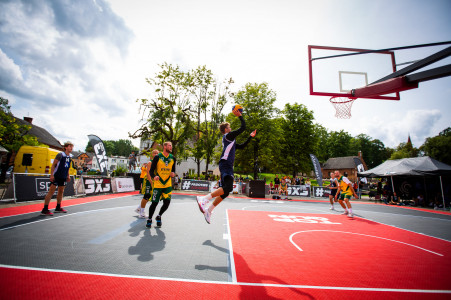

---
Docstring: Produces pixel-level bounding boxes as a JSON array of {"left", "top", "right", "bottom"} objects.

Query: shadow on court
[{"left": 128, "top": 227, "right": 166, "bottom": 262}]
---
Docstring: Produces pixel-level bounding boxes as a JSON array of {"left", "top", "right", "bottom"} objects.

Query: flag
[
  {"left": 309, "top": 154, "right": 323, "bottom": 186},
  {"left": 88, "top": 135, "right": 108, "bottom": 176}
]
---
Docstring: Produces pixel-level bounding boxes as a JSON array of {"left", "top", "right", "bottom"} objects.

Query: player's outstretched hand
[
  {"left": 250, "top": 129, "right": 257, "bottom": 137},
  {"left": 232, "top": 109, "right": 242, "bottom": 117}
]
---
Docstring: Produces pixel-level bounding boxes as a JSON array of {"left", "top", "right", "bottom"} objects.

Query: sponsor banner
[
  {"left": 312, "top": 186, "right": 332, "bottom": 198},
  {"left": 88, "top": 134, "right": 108, "bottom": 176},
  {"left": 233, "top": 183, "right": 240, "bottom": 194},
  {"left": 208, "top": 181, "right": 242, "bottom": 194},
  {"left": 112, "top": 177, "right": 135, "bottom": 193},
  {"left": 287, "top": 185, "right": 311, "bottom": 197},
  {"left": 181, "top": 179, "right": 210, "bottom": 192},
  {"left": 14, "top": 174, "right": 75, "bottom": 202},
  {"left": 82, "top": 177, "right": 112, "bottom": 195},
  {"left": 310, "top": 154, "right": 323, "bottom": 186}
]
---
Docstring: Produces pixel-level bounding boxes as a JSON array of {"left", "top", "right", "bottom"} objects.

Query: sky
[{"left": 1, "top": 0, "right": 450, "bottom": 154}]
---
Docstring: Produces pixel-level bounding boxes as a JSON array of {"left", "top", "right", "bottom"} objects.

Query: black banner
[
  {"left": 310, "top": 154, "right": 323, "bottom": 186},
  {"left": 181, "top": 179, "right": 210, "bottom": 191},
  {"left": 88, "top": 134, "right": 108, "bottom": 176},
  {"left": 82, "top": 177, "right": 112, "bottom": 195},
  {"left": 312, "top": 186, "right": 332, "bottom": 198},
  {"left": 14, "top": 174, "right": 75, "bottom": 202}
]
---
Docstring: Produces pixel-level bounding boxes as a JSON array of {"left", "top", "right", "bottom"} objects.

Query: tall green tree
[
  {"left": 130, "top": 63, "right": 194, "bottom": 158},
  {"left": 229, "top": 83, "right": 280, "bottom": 179},
  {"left": 0, "top": 97, "right": 40, "bottom": 182},
  {"left": 312, "top": 124, "right": 329, "bottom": 163},
  {"left": 279, "top": 103, "right": 316, "bottom": 176},
  {"left": 327, "top": 130, "right": 353, "bottom": 158},
  {"left": 420, "top": 127, "right": 451, "bottom": 164}
]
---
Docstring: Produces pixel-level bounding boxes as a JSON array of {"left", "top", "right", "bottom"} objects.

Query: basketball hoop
[{"left": 329, "top": 96, "right": 357, "bottom": 119}]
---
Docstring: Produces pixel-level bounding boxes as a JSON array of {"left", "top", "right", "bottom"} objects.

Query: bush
[{"left": 114, "top": 166, "right": 128, "bottom": 176}]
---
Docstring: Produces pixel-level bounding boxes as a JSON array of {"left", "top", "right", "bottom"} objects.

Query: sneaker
[
  {"left": 146, "top": 219, "right": 152, "bottom": 228},
  {"left": 197, "top": 196, "right": 205, "bottom": 213},
  {"left": 138, "top": 212, "right": 146, "bottom": 219},
  {"left": 54, "top": 208, "right": 67, "bottom": 213},
  {"left": 348, "top": 213, "right": 354, "bottom": 218},
  {"left": 134, "top": 207, "right": 140, "bottom": 214},
  {"left": 40, "top": 210, "right": 53, "bottom": 216},
  {"left": 341, "top": 211, "right": 348, "bottom": 215},
  {"left": 330, "top": 206, "right": 334, "bottom": 210},
  {"left": 156, "top": 215, "right": 162, "bottom": 227},
  {"left": 203, "top": 210, "right": 211, "bottom": 224}
]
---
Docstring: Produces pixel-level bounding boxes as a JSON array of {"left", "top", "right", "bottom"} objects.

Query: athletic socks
[
  {"left": 202, "top": 193, "right": 214, "bottom": 202},
  {"left": 349, "top": 208, "right": 353, "bottom": 214},
  {"left": 208, "top": 203, "right": 216, "bottom": 213},
  {"left": 56, "top": 204, "right": 61, "bottom": 210},
  {"left": 43, "top": 205, "right": 49, "bottom": 211}
]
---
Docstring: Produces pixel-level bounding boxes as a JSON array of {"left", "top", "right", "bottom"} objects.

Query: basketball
[{"left": 232, "top": 104, "right": 243, "bottom": 113}]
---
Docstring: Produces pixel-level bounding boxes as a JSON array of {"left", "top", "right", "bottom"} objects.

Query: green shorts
[
  {"left": 151, "top": 186, "right": 172, "bottom": 203},
  {"left": 142, "top": 179, "right": 153, "bottom": 200},
  {"left": 339, "top": 193, "right": 352, "bottom": 200}
]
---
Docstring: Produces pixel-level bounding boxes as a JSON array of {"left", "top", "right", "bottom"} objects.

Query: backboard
[{"left": 308, "top": 45, "right": 400, "bottom": 100}]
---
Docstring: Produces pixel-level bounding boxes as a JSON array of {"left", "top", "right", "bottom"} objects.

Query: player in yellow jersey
[
  {"left": 135, "top": 149, "right": 159, "bottom": 218},
  {"left": 146, "top": 142, "right": 176, "bottom": 228},
  {"left": 334, "top": 170, "right": 358, "bottom": 218}
]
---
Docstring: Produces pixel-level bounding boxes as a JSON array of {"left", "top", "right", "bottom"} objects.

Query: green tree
[
  {"left": 229, "top": 83, "right": 280, "bottom": 179},
  {"left": 0, "top": 97, "right": 40, "bottom": 182},
  {"left": 279, "top": 103, "right": 316, "bottom": 176},
  {"left": 130, "top": 63, "right": 194, "bottom": 158},
  {"left": 390, "top": 141, "right": 420, "bottom": 159},
  {"left": 327, "top": 130, "right": 353, "bottom": 158},
  {"left": 312, "top": 124, "right": 329, "bottom": 163},
  {"left": 420, "top": 127, "right": 451, "bottom": 164}
]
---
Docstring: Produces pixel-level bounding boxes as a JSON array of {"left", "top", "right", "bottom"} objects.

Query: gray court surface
[{"left": 0, "top": 193, "right": 450, "bottom": 283}]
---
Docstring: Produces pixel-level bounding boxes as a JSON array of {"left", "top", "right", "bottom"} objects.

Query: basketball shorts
[
  {"left": 142, "top": 179, "right": 153, "bottom": 200},
  {"left": 339, "top": 193, "right": 352, "bottom": 200},
  {"left": 50, "top": 176, "right": 67, "bottom": 187},
  {"left": 151, "top": 186, "right": 172, "bottom": 203}
]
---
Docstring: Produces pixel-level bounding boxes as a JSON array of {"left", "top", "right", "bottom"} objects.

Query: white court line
[
  {"left": 355, "top": 209, "right": 451, "bottom": 222},
  {"left": 0, "top": 194, "right": 137, "bottom": 219},
  {"left": 225, "top": 209, "right": 237, "bottom": 283},
  {"left": 241, "top": 204, "right": 327, "bottom": 213},
  {"left": 0, "top": 205, "right": 138, "bottom": 231},
  {"left": 289, "top": 230, "right": 444, "bottom": 256},
  {"left": 0, "top": 264, "right": 449, "bottom": 294},
  {"left": 357, "top": 214, "right": 451, "bottom": 243}
]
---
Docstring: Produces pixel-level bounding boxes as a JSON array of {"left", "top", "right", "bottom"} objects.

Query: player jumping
[{"left": 196, "top": 109, "right": 256, "bottom": 224}]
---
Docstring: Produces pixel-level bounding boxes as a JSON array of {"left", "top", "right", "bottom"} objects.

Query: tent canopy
[{"left": 358, "top": 156, "right": 451, "bottom": 178}]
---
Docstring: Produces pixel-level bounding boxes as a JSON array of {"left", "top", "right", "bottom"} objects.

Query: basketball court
[{"left": 0, "top": 192, "right": 450, "bottom": 299}]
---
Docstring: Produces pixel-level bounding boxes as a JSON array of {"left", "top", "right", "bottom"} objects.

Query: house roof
[
  {"left": 323, "top": 156, "right": 364, "bottom": 169},
  {"left": 16, "top": 117, "right": 62, "bottom": 150}
]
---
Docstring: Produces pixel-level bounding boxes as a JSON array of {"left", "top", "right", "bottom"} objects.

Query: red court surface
[
  {"left": 1, "top": 266, "right": 449, "bottom": 300},
  {"left": 228, "top": 211, "right": 451, "bottom": 293}
]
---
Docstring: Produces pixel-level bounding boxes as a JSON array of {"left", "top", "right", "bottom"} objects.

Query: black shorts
[{"left": 50, "top": 176, "right": 67, "bottom": 187}]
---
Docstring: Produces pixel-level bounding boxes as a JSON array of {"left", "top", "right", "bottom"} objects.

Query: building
[
  {"left": 321, "top": 152, "right": 368, "bottom": 182},
  {"left": 16, "top": 117, "right": 63, "bottom": 150}
]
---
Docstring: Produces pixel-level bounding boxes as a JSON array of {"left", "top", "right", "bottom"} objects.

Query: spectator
[
  {"left": 295, "top": 176, "right": 301, "bottom": 186},
  {"left": 305, "top": 178, "right": 311, "bottom": 191},
  {"left": 274, "top": 175, "right": 280, "bottom": 191},
  {"left": 128, "top": 151, "right": 136, "bottom": 172},
  {"left": 269, "top": 181, "right": 274, "bottom": 194},
  {"left": 173, "top": 174, "right": 180, "bottom": 190},
  {"left": 301, "top": 176, "right": 305, "bottom": 185}
]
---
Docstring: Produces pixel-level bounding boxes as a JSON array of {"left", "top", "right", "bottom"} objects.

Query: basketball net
[{"left": 329, "top": 97, "right": 357, "bottom": 119}]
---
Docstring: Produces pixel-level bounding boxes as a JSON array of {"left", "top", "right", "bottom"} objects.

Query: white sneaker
[
  {"left": 348, "top": 213, "right": 354, "bottom": 218},
  {"left": 203, "top": 209, "right": 211, "bottom": 224},
  {"left": 342, "top": 211, "right": 348, "bottom": 215},
  {"left": 330, "top": 205, "right": 334, "bottom": 210},
  {"left": 135, "top": 207, "right": 140, "bottom": 214},
  {"left": 139, "top": 212, "right": 147, "bottom": 219},
  {"left": 197, "top": 196, "right": 205, "bottom": 213}
]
